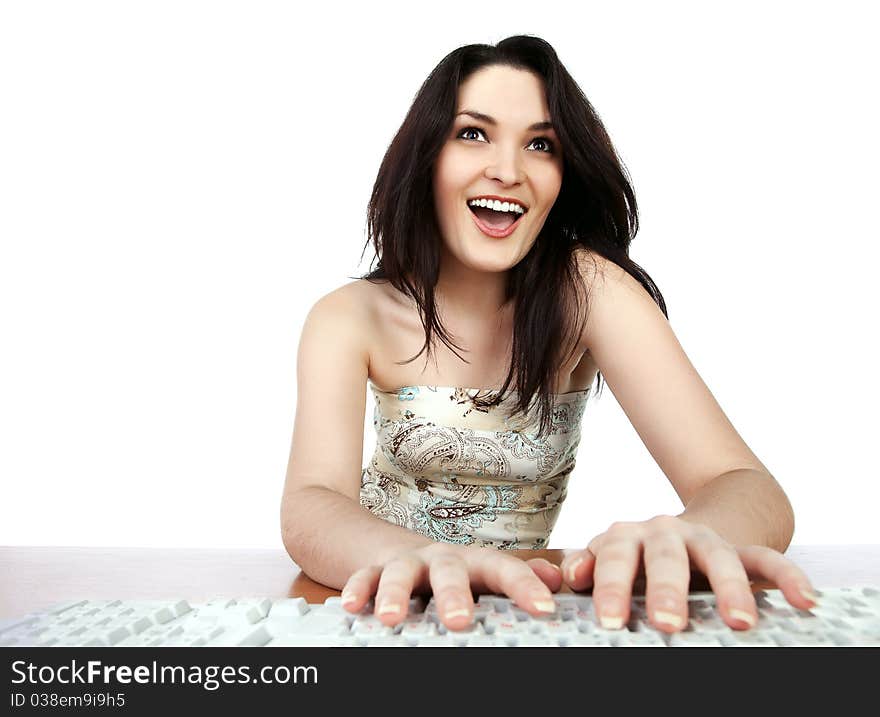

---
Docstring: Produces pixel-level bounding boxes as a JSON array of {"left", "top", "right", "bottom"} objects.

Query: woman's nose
[{"left": 484, "top": 147, "right": 524, "bottom": 185}]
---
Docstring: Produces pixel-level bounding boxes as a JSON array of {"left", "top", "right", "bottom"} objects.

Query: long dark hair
[{"left": 351, "top": 35, "right": 668, "bottom": 438}]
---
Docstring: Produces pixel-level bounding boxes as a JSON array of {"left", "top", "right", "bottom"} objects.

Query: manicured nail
[
  {"left": 566, "top": 557, "right": 584, "bottom": 584},
  {"left": 341, "top": 590, "right": 357, "bottom": 606},
  {"left": 598, "top": 597, "right": 624, "bottom": 629},
  {"left": 654, "top": 611, "right": 685, "bottom": 629},
  {"left": 445, "top": 607, "right": 470, "bottom": 620},
  {"left": 729, "top": 608, "right": 756, "bottom": 627},
  {"left": 599, "top": 614, "right": 623, "bottom": 630},
  {"left": 377, "top": 602, "right": 401, "bottom": 616},
  {"left": 800, "top": 587, "right": 819, "bottom": 604},
  {"left": 534, "top": 600, "right": 556, "bottom": 614}
]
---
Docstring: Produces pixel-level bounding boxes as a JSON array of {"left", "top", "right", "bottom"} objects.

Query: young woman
[{"left": 281, "top": 35, "right": 816, "bottom": 635}]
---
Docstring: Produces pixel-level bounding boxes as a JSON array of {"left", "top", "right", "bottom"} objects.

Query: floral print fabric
[{"left": 360, "top": 381, "right": 590, "bottom": 550}]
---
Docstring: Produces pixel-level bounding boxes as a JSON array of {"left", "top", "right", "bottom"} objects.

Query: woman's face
[{"left": 432, "top": 64, "right": 564, "bottom": 274}]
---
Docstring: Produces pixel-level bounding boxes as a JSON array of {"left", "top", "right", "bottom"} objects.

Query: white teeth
[{"left": 467, "top": 198, "right": 525, "bottom": 214}]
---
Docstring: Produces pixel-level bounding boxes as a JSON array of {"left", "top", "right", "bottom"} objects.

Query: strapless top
[{"left": 360, "top": 380, "right": 590, "bottom": 550}]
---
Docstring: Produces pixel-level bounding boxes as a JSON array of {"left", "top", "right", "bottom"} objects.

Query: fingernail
[
  {"left": 599, "top": 614, "right": 623, "bottom": 630},
  {"left": 534, "top": 600, "right": 556, "bottom": 613},
  {"left": 377, "top": 602, "right": 401, "bottom": 616},
  {"left": 566, "top": 557, "right": 583, "bottom": 583},
  {"left": 341, "top": 590, "right": 357, "bottom": 606},
  {"left": 729, "top": 608, "right": 756, "bottom": 627},
  {"left": 598, "top": 597, "right": 623, "bottom": 629},
  {"left": 445, "top": 607, "right": 470, "bottom": 620},
  {"left": 800, "top": 587, "right": 819, "bottom": 604},
  {"left": 654, "top": 610, "right": 685, "bottom": 629}
]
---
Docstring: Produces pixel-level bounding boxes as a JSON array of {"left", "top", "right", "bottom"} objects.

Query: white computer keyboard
[{"left": 2, "top": 587, "right": 878, "bottom": 647}]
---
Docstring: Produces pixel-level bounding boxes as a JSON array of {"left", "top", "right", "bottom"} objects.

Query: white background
[{"left": 1, "top": 1, "right": 877, "bottom": 550}]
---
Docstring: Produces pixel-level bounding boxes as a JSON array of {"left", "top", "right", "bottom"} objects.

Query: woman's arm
[
  {"left": 577, "top": 251, "right": 791, "bottom": 541},
  {"left": 282, "top": 484, "right": 433, "bottom": 590},
  {"left": 282, "top": 284, "right": 432, "bottom": 588},
  {"left": 676, "top": 467, "right": 795, "bottom": 554},
  {"left": 560, "top": 252, "right": 814, "bottom": 633}
]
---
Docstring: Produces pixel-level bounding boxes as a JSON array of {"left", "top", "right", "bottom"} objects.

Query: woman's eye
[
  {"left": 529, "top": 137, "right": 555, "bottom": 154},
  {"left": 458, "top": 127, "right": 486, "bottom": 142},
  {"left": 457, "top": 126, "right": 554, "bottom": 154}
]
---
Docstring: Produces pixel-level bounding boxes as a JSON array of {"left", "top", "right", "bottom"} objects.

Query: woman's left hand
[{"left": 560, "top": 514, "right": 819, "bottom": 633}]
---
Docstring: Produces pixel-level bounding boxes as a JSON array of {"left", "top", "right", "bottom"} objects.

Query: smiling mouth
[{"left": 467, "top": 203, "right": 525, "bottom": 238}]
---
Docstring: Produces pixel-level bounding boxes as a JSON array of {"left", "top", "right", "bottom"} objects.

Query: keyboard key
[
  {"left": 400, "top": 619, "right": 434, "bottom": 637},
  {"left": 267, "top": 598, "right": 310, "bottom": 619},
  {"left": 531, "top": 618, "right": 581, "bottom": 637},
  {"left": 667, "top": 632, "right": 726, "bottom": 647},
  {"left": 564, "top": 633, "right": 614, "bottom": 647},
  {"left": 512, "top": 634, "right": 557, "bottom": 647},
  {"left": 415, "top": 633, "right": 460, "bottom": 647},
  {"left": 719, "top": 631, "right": 779, "bottom": 647},
  {"left": 351, "top": 616, "right": 398, "bottom": 637},
  {"left": 219, "top": 625, "right": 273, "bottom": 648},
  {"left": 614, "top": 631, "right": 667, "bottom": 647},
  {"left": 484, "top": 613, "right": 521, "bottom": 636}
]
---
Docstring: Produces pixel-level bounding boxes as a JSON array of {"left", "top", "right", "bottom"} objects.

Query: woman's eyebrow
[{"left": 456, "top": 109, "right": 554, "bottom": 133}]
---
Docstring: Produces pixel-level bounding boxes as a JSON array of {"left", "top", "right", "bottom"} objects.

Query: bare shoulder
[
  {"left": 311, "top": 279, "right": 379, "bottom": 320},
  {"left": 573, "top": 247, "right": 638, "bottom": 295},
  {"left": 573, "top": 248, "right": 658, "bottom": 353},
  {"left": 303, "top": 280, "right": 379, "bottom": 361}
]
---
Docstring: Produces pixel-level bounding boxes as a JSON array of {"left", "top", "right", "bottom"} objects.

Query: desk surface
[{"left": 2, "top": 545, "right": 879, "bottom": 620}]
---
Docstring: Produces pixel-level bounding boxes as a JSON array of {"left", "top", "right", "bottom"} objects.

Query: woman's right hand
[{"left": 339, "top": 543, "right": 564, "bottom": 631}]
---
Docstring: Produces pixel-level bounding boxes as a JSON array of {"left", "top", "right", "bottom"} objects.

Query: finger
[
  {"left": 341, "top": 565, "right": 382, "bottom": 613},
  {"left": 373, "top": 556, "right": 424, "bottom": 626},
  {"left": 560, "top": 548, "right": 597, "bottom": 592},
  {"left": 525, "top": 558, "right": 564, "bottom": 592},
  {"left": 428, "top": 553, "right": 476, "bottom": 631},
  {"left": 473, "top": 552, "right": 557, "bottom": 617},
  {"left": 643, "top": 531, "right": 690, "bottom": 633},
  {"left": 686, "top": 532, "right": 757, "bottom": 630},
  {"left": 736, "top": 545, "right": 820, "bottom": 611},
  {"left": 591, "top": 531, "right": 642, "bottom": 629}
]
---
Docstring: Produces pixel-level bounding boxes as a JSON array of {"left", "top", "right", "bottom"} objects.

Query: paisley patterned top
[{"left": 360, "top": 380, "right": 590, "bottom": 550}]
